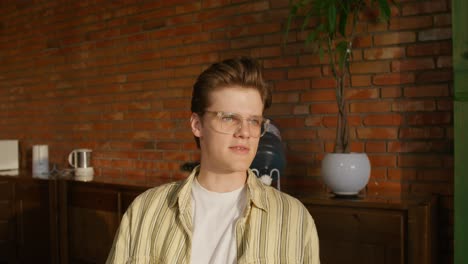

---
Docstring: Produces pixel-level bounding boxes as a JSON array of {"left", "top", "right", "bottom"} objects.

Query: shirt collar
[
  {"left": 168, "top": 166, "right": 269, "bottom": 212},
  {"left": 246, "top": 169, "right": 268, "bottom": 211}
]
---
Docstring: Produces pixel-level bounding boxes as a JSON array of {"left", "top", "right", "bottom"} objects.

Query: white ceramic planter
[{"left": 321, "top": 153, "right": 371, "bottom": 196}]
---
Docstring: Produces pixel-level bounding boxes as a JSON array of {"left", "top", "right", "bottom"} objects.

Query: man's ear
[{"left": 190, "top": 113, "right": 203, "bottom": 137}]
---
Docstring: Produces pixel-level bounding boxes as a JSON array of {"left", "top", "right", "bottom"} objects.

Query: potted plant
[{"left": 285, "top": 0, "right": 395, "bottom": 196}]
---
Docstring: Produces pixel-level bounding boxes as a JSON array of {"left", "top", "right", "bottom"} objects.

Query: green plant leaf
[
  {"left": 336, "top": 41, "right": 348, "bottom": 71},
  {"left": 318, "top": 46, "right": 325, "bottom": 61},
  {"left": 284, "top": 4, "right": 298, "bottom": 45},
  {"left": 315, "top": 22, "right": 325, "bottom": 34},
  {"left": 312, "top": 0, "right": 326, "bottom": 15},
  {"left": 327, "top": 1, "right": 337, "bottom": 34},
  {"left": 337, "top": 8, "right": 348, "bottom": 37},
  {"left": 301, "top": 10, "right": 313, "bottom": 32},
  {"left": 376, "top": 0, "right": 391, "bottom": 21},
  {"left": 299, "top": 0, "right": 313, "bottom": 8},
  {"left": 305, "top": 30, "right": 318, "bottom": 47}
]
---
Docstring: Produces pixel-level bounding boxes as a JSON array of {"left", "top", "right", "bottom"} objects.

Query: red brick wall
[{"left": 0, "top": 0, "right": 453, "bottom": 261}]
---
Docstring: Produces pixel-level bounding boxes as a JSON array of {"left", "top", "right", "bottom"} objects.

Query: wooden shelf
[
  {"left": 0, "top": 175, "right": 436, "bottom": 264},
  {"left": 300, "top": 194, "right": 437, "bottom": 264}
]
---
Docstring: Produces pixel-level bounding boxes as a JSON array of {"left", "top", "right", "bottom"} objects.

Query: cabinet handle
[
  {"left": 352, "top": 213, "right": 360, "bottom": 222},
  {"left": 18, "top": 200, "right": 24, "bottom": 245}
]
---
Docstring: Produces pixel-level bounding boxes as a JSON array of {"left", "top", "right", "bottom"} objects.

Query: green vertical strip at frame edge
[
  {"left": 453, "top": 0, "right": 468, "bottom": 262},
  {"left": 455, "top": 102, "right": 468, "bottom": 263},
  {"left": 453, "top": 71, "right": 468, "bottom": 101}
]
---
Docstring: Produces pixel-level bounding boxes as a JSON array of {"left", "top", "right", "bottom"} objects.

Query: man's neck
[{"left": 196, "top": 167, "right": 247, "bottom": 193}]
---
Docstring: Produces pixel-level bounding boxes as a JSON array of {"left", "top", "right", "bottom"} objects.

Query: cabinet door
[
  {"left": 0, "top": 180, "right": 15, "bottom": 264},
  {"left": 57, "top": 181, "right": 146, "bottom": 264},
  {"left": 307, "top": 206, "right": 404, "bottom": 264},
  {"left": 66, "top": 185, "right": 120, "bottom": 264},
  {"left": 15, "top": 180, "right": 52, "bottom": 263}
]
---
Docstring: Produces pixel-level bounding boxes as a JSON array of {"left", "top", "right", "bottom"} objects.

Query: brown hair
[{"left": 191, "top": 57, "right": 272, "bottom": 147}]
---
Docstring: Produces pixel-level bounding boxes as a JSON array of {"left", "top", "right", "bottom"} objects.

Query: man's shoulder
[
  {"left": 260, "top": 186, "right": 316, "bottom": 226},
  {"left": 130, "top": 180, "right": 184, "bottom": 209},
  {"left": 143, "top": 180, "right": 182, "bottom": 195},
  {"left": 263, "top": 185, "right": 305, "bottom": 209}
]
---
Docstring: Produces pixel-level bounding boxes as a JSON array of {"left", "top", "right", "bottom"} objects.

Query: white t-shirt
[{"left": 190, "top": 178, "right": 247, "bottom": 264}]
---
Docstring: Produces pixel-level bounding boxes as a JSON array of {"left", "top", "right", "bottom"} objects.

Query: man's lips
[{"left": 229, "top": 145, "right": 250, "bottom": 153}]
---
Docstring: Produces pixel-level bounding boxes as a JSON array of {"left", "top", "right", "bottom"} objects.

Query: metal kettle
[{"left": 68, "top": 149, "right": 92, "bottom": 169}]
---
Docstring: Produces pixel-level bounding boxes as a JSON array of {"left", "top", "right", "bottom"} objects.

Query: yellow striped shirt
[{"left": 106, "top": 167, "right": 320, "bottom": 264}]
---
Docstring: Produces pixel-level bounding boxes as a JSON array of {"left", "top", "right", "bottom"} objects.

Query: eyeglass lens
[{"left": 212, "top": 112, "right": 268, "bottom": 137}]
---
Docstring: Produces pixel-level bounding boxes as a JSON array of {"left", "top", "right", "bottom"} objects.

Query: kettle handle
[{"left": 68, "top": 151, "right": 76, "bottom": 168}]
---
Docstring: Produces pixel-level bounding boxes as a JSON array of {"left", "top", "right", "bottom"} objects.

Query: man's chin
[{"left": 223, "top": 163, "right": 251, "bottom": 174}]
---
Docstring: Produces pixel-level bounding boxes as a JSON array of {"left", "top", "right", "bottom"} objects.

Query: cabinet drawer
[
  {"left": 0, "top": 181, "right": 12, "bottom": 200},
  {"left": 0, "top": 240, "right": 15, "bottom": 263},
  {"left": 0, "top": 202, "right": 11, "bottom": 220},
  {"left": 307, "top": 205, "right": 405, "bottom": 264},
  {"left": 0, "top": 220, "right": 8, "bottom": 241}
]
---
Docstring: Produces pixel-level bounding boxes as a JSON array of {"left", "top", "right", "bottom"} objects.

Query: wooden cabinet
[
  {"left": 0, "top": 176, "right": 149, "bottom": 264},
  {"left": 0, "top": 179, "right": 15, "bottom": 263},
  {"left": 56, "top": 180, "right": 146, "bottom": 264},
  {"left": 0, "top": 176, "right": 436, "bottom": 264},
  {"left": 300, "top": 195, "right": 437, "bottom": 264},
  {"left": 0, "top": 177, "right": 52, "bottom": 264}
]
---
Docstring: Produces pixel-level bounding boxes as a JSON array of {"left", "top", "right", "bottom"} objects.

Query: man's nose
[{"left": 234, "top": 120, "right": 250, "bottom": 138}]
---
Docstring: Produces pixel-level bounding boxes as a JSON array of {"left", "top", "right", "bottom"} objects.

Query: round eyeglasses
[{"left": 202, "top": 111, "right": 270, "bottom": 138}]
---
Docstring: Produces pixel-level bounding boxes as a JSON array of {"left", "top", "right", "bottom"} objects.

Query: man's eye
[
  {"left": 248, "top": 119, "right": 261, "bottom": 126},
  {"left": 221, "top": 115, "right": 234, "bottom": 122}
]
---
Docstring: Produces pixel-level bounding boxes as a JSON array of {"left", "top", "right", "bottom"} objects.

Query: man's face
[{"left": 191, "top": 86, "right": 264, "bottom": 175}]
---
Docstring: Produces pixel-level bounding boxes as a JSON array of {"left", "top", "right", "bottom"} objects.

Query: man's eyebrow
[
  {"left": 222, "top": 112, "right": 262, "bottom": 117},
  {"left": 217, "top": 111, "right": 264, "bottom": 119}
]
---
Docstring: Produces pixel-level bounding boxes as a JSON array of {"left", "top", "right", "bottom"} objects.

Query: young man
[{"left": 106, "top": 57, "right": 320, "bottom": 264}]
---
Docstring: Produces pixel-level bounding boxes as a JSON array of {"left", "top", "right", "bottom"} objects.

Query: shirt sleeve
[
  {"left": 106, "top": 206, "right": 132, "bottom": 264},
  {"left": 303, "top": 211, "right": 320, "bottom": 264}
]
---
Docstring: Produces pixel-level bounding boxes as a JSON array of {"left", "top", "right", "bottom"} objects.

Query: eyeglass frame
[{"left": 198, "top": 110, "right": 270, "bottom": 138}]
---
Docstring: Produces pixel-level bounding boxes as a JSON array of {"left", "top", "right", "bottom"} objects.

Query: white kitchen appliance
[
  {"left": 0, "top": 140, "right": 19, "bottom": 176},
  {"left": 68, "top": 149, "right": 94, "bottom": 181},
  {"left": 32, "top": 145, "right": 49, "bottom": 179}
]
